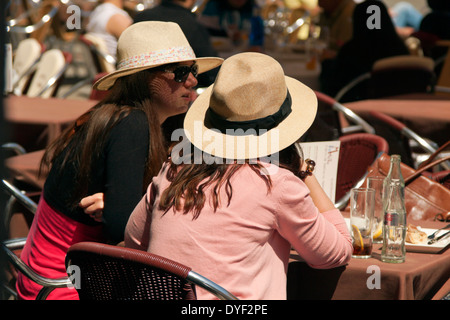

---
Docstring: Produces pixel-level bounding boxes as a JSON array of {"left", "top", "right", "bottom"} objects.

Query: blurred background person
[
  {"left": 198, "top": 0, "right": 256, "bottom": 45},
  {"left": 319, "top": 0, "right": 409, "bottom": 101},
  {"left": 85, "top": 0, "right": 132, "bottom": 60},
  {"left": 389, "top": 1, "right": 424, "bottom": 38},
  {"left": 317, "top": 0, "right": 355, "bottom": 54}
]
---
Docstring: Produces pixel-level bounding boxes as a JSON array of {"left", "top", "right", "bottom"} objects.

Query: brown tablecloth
[
  {"left": 288, "top": 218, "right": 450, "bottom": 300},
  {"left": 4, "top": 150, "right": 46, "bottom": 189},
  {"left": 344, "top": 98, "right": 450, "bottom": 123},
  {"left": 4, "top": 95, "right": 97, "bottom": 145}
]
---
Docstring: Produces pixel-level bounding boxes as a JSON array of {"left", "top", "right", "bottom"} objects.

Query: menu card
[{"left": 295, "top": 140, "right": 341, "bottom": 203}]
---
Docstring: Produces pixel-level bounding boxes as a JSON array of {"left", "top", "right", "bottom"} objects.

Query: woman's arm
[
  {"left": 275, "top": 172, "right": 352, "bottom": 269},
  {"left": 300, "top": 160, "right": 336, "bottom": 213}
]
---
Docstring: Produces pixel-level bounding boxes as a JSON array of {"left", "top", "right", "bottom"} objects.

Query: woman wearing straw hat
[
  {"left": 124, "top": 52, "right": 352, "bottom": 300},
  {"left": 16, "top": 21, "right": 223, "bottom": 300}
]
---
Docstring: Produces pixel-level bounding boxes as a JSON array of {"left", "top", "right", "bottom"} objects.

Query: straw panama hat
[
  {"left": 183, "top": 52, "right": 318, "bottom": 160},
  {"left": 94, "top": 21, "right": 224, "bottom": 90}
]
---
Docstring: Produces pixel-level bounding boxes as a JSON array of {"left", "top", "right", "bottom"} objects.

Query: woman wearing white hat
[
  {"left": 16, "top": 21, "right": 223, "bottom": 300},
  {"left": 124, "top": 52, "right": 352, "bottom": 300}
]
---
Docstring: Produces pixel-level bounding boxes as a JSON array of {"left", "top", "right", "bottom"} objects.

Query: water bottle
[
  {"left": 381, "top": 155, "right": 407, "bottom": 263},
  {"left": 249, "top": 7, "right": 264, "bottom": 49}
]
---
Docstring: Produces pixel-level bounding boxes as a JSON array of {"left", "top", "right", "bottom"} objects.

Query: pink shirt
[{"left": 125, "top": 162, "right": 352, "bottom": 300}]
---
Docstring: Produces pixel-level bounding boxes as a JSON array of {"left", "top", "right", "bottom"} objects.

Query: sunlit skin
[{"left": 151, "top": 61, "right": 198, "bottom": 125}]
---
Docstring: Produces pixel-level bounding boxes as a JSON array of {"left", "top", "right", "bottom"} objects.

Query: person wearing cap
[
  {"left": 124, "top": 52, "right": 352, "bottom": 300},
  {"left": 15, "top": 21, "right": 223, "bottom": 300}
]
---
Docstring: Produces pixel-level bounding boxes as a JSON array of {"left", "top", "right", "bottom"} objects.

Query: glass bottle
[
  {"left": 381, "top": 155, "right": 407, "bottom": 263},
  {"left": 249, "top": 6, "right": 264, "bottom": 49}
]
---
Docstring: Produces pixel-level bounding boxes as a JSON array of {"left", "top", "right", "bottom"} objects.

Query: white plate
[
  {"left": 344, "top": 219, "right": 450, "bottom": 254},
  {"left": 405, "top": 227, "right": 450, "bottom": 254}
]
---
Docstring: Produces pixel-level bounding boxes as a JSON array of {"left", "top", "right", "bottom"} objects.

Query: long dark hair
[
  {"left": 41, "top": 69, "right": 167, "bottom": 206},
  {"left": 159, "top": 141, "right": 302, "bottom": 219}
]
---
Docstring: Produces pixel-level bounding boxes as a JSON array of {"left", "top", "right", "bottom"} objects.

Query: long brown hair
[
  {"left": 41, "top": 69, "right": 168, "bottom": 206},
  {"left": 159, "top": 142, "right": 302, "bottom": 219}
]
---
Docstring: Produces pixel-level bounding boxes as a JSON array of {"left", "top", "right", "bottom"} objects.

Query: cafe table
[
  {"left": 4, "top": 149, "right": 46, "bottom": 190},
  {"left": 344, "top": 95, "right": 450, "bottom": 123},
  {"left": 4, "top": 95, "right": 97, "bottom": 145},
  {"left": 3, "top": 96, "right": 97, "bottom": 188},
  {"left": 288, "top": 216, "right": 450, "bottom": 300}
]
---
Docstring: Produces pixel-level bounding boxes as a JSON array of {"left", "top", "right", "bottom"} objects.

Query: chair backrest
[
  {"left": 24, "top": 49, "right": 72, "bottom": 98},
  {"left": 368, "top": 55, "right": 436, "bottom": 98},
  {"left": 1, "top": 179, "right": 72, "bottom": 300},
  {"left": 335, "top": 133, "right": 389, "bottom": 209},
  {"left": 12, "top": 38, "right": 44, "bottom": 92},
  {"left": 65, "top": 242, "right": 238, "bottom": 300},
  {"left": 368, "top": 111, "right": 448, "bottom": 170},
  {"left": 368, "top": 111, "right": 415, "bottom": 167},
  {"left": 80, "top": 33, "right": 116, "bottom": 74},
  {"left": 312, "top": 91, "right": 375, "bottom": 138},
  {"left": 335, "top": 55, "right": 436, "bottom": 102},
  {"left": 89, "top": 72, "right": 110, "bottom": 100}
]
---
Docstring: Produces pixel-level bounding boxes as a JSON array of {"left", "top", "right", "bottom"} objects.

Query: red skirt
[{"left": 16, "top": 196, "right": 105, "bottom": 300}]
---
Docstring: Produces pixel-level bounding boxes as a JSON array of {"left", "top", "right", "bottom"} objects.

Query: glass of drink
[
  {"left": 367, "top": 176, "right": 385, "bottom": 243},
  {"left": 350, "top": 188, "right": 375, "bottom": 259}
]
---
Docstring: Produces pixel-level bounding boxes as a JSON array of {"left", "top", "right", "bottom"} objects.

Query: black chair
[
  {"left": 65, "top": 241, "right": 238, "bottom": 300},
  {"left": 335, "top": 55, "right": 436, "bottom": 102}
]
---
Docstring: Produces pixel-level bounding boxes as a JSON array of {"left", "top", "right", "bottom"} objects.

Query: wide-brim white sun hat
[
  {"left": 183, "top": 52, "right": 318, "bottom": 160},
  {"left": 94, "top": 21, "right": 224, "bottom": 91}
]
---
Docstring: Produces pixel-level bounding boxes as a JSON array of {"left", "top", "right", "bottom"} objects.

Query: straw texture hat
[
  {"left": 94, "top": 21, "right": 224, "bottom": 90},
  {"left": 183, "top": 52, "right": 317, "bottom": 160}
]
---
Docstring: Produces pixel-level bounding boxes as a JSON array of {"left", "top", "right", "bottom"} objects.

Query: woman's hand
[{"left": 79, "top": 193, "right": 105, "bottom": 222}]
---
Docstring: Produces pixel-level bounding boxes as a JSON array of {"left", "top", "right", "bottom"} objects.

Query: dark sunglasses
[{"left": 164, "top": 63, "right": 199, "bottom": 83}]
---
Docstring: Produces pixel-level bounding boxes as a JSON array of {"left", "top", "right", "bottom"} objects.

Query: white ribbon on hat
[{"left": 117, "top": 46, "right": 196, "bottom": 70}]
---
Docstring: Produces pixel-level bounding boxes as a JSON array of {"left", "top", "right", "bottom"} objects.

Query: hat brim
[
  {"left": 183, "top": 76, "right": 318, "bottom": 160},
  {"left": 93, "top": 57, "right": 224, "bottom": 91}
]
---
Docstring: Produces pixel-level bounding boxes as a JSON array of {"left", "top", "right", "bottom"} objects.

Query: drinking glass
[
  {"left": 367, "top": 176, "right": 385, "bottom": 243},
  {"left": 350, "top": 188, "right": 375, "bottom": 259}
]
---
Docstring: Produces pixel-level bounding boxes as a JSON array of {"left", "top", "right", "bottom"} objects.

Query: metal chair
[
  {"left": 335, "top": 133, "right": 389, "bottom": 210},
  {"left": 61, "top": 34, "right": 116, "bottom": 99},
  {"left": 21, "top": 48, "right": 72, "bottom": 98},
  {"left": 65, "top": 241, "right": 238, "bottom": 300},
  {"left": 368, "top": 111, "right": 448, "bottom": 170},
  {"left": 1, "top": 179, "right": 72, "bottom": 300},
  {"left": 335, "top": 55, "right": 436, "bottom": 102},
  {"left": 313, "top": 91, "right": 375, "bottom": 137},
  {"left": 88, "top": 72, "right": 110, "bottom": 101},
  {"left": 11, "top": 38, "right": 45, "bottom": 94},
  {"left": 79, "top": 33, "right": 116, "bottom": 74}
]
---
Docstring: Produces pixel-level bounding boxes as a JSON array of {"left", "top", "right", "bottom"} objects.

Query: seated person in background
[
  {"left": 125, "top": 52, "right": 352, "bottom": 300},
  {"left": 317, "top": 0, "right": 355, "bottom": 54},
  {"left": 134, "top": 0, "right": 220, "bottom": 87},
  {"left": 389, "top": 1, "right": 424, "bottom": 38},
  {"left": 16, "top": 21, "right": 223, "bottom": 300},
  {"left": 420, "top": 0, "right": 450, "bottom": 40},
  {"left": 319, "top": 0, "right": 410, "bottom": 101},
  {"left": 85, "top": 0, "right": 132, "bottom": 60},
  {"left": 197, "top": 0, "right": 256, "bottom": 44}
]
